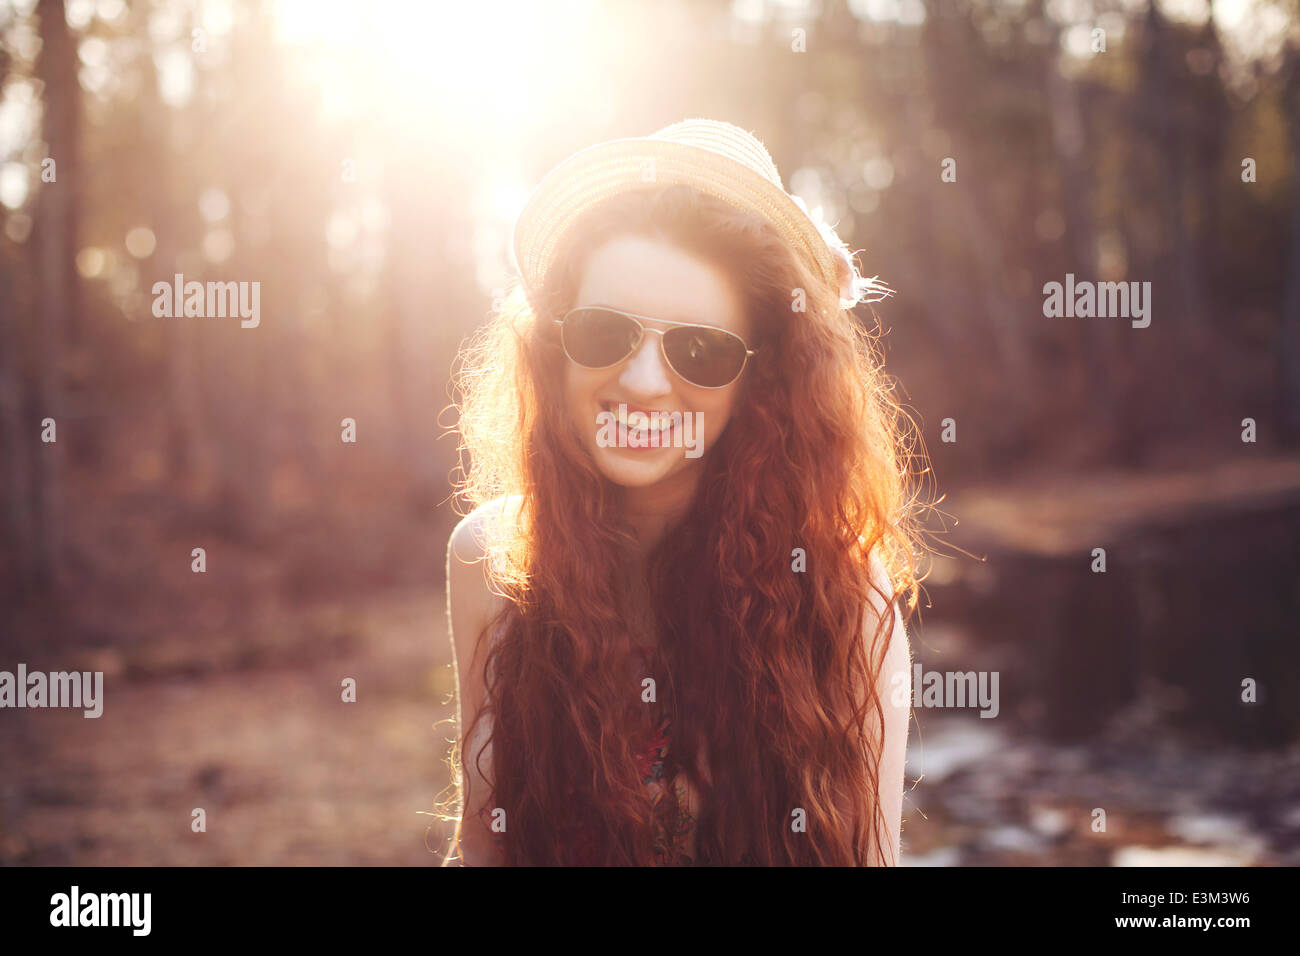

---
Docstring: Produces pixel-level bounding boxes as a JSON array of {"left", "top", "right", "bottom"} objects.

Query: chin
[{"left": 590, "top": 443, "right": 695, "bottom": 488}]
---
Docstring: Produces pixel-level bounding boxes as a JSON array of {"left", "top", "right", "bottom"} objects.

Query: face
[{"left": 563, "top": 234, "right": 752, "bottom": 495}]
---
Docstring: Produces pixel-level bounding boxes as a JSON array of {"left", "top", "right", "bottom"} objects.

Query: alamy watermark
[
  {"left": 50, "top": 886, "right": 150, "bottom": 936},
  {"left": 1042, "top": 273, "right": 1150, "bottom": 328},
  {"left": 595, "top": 403, "right": 703, "bottom": 458},
  {"left": 893, "top": 664, "right": 1000, "bottom": 718},
  {"left": 0, "top": 664, "right": 103, "bottom": 718},
  {"left": 152, "top": 272, "right": 260, "bottom": 328}
]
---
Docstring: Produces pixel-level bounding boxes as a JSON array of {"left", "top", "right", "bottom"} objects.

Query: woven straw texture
[{"left": 512, "top": 119, "right": 840, "bottom": 301}]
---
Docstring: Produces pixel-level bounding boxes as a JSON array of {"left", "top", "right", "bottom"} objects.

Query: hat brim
[{"left": 511, "top": 136, "right": 840, "bottom": 305}]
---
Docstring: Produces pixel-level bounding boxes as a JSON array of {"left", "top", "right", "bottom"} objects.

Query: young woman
[{"left": 441, "top": 120, "right": 926, "bottom": 865}]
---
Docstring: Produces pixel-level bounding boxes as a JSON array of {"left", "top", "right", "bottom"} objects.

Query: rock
[{"left": 1113, "top": 845, "right": 1258, "bottom": 867}]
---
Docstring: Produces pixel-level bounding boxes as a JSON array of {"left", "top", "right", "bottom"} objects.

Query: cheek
[
  {"left": 690, "top": 387, "right": 743, "bottom": 447},
  {"left": 564, "top": 365, "right": 604, "bottom": 431}
]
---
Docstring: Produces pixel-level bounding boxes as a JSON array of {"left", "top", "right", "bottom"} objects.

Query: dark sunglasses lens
[
  {"left": 562, "top": 309, "right": 640, "bottom": 368},
  {"left": 663, "top": 326, "right": 747, "bottom": 387}
]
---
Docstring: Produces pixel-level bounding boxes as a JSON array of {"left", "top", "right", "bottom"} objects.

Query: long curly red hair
[{"left": 447, "top": 183, "right": 929, "bottom": 864}]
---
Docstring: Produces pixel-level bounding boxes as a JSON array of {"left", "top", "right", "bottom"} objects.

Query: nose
[{"left": 619, "top": 331, "right": 673, "bottom": 395}]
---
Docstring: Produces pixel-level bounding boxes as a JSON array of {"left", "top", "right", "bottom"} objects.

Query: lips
[{"left": 601, "top": 400, "right": 680, "bottom": 435}]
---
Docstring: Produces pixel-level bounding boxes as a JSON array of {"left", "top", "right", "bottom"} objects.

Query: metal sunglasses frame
[{"left": 553, "top": 305, "right": 756, "bottom": 390}]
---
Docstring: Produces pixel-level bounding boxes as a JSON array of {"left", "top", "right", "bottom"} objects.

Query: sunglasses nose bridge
[
  {"left": 619, "top": 323, "right": 675, "bottom": 390},
  {"left": 638, "top": 324, "right": 669, "bottom": 358},
  {"left": 640, "top": 326, "right": 686, "bottom": 383}
]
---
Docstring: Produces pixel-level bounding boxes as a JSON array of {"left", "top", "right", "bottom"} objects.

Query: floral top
[
  {"left": 563, "top": 716, "right": 697, "bottom": 866},
  {"left": 483, "top": 716, "right": 699, "bottom": 865},
  {"left": 636, "top": 716, "right": 697, "bottom": 866}
]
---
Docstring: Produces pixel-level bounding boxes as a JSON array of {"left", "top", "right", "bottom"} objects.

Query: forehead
[{"left": 573, "top": 234, "right": 746, "bottom": 334}]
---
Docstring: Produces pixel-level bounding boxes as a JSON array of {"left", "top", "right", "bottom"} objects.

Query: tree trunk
[
  {"left": 0, "top": 258, "right": 36, "bottom": 592},
  {"left": 31, "top": 0, "right": 81, "bottom": 594},
  {"left": 1282, "top": 45, "right": 1300, "bottom": 441}
]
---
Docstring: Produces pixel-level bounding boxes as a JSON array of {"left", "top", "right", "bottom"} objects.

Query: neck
[
  {"left": 616, "top": 469, "right": 699, "bottom": 659},
  {"left": 620, "top": 467, "right": 700, "bottom": 557}
]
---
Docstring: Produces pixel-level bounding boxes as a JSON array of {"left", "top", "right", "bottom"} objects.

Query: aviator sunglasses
[{"left": 554, "top": 306, "right": 755, "bottom": 389}]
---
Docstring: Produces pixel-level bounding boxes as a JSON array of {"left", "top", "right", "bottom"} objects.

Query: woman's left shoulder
[{"left": 864, "top": 547, "right": 909, "bottom": 660}]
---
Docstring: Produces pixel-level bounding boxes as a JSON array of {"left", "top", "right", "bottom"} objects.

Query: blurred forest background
[{"left": 1, "top": 0, "right": 1298, "bottom": 865}]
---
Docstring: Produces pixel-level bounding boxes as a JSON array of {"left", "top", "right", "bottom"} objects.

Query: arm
[{"left": 441, "top": 505, "right": 510, "bottom": 866}]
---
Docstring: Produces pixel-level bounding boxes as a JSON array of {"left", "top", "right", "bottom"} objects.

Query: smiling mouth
[{"left": 601, "top": 401, "right": 682, "bottom": 436}]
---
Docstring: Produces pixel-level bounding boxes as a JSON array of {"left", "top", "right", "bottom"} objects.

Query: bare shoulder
[
  {"left": 447, "top": 494, "right": 525, "bottom": 565},
  {"left": 442, "top": 499, "right": 524, "bottom": 866},
  {"left": 447, "top": 495, "right": 523, "bottom": 618},
  {"left": 866, "top": 546, "right": 911, "bottom": 865},
  {"left": 865, "top": 548, "right": 911, "bottom": 712}
]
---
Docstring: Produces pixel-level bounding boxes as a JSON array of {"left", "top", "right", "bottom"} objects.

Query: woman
[{"left": 441, "top": 119, "right": 926, "bottom": 865}]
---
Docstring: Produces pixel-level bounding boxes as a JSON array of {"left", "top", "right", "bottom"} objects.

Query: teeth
[{"left": 607, "top": 403, "right": 676, "bottom": 434}]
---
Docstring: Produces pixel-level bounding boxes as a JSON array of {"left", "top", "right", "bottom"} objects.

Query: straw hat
[{"left": 511, "top": 118, "right": 894, "bottom": 311}]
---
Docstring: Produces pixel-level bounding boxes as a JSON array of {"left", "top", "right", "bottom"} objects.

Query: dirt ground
[
  {"left": 2, "top": 585, "right": 1295, "bottom": 866},
  {"left": 0, "top": 589, "right": 458, "bottom": 866}
]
